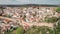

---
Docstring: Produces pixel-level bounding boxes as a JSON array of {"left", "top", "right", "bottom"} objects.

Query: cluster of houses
[
  {"left": 0, "top": 6, "right": 58, "bottom": 34},
  {"left": 3, "top": 6, "right": 57, "bottom": 22}
]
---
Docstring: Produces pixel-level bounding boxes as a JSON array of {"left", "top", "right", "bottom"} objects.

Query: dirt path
[{"left": 0, "top": 16, "right": 54, "bottom": 28}]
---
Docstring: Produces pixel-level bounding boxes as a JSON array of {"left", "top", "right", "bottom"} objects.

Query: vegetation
[
  {"left": 4, "top": 29, "right": 13, "bottom": 34},
  {"left": 25, "top": 26, "right": 54, "bottom": 34},
  {"left": 55, "top": 20, "right": 60, "bottom": 34},
  {"left": 4, "top": 26, "right": 24, "bottom": 34},
  {"left": 44, "top": 16, "right": 58, "bottom": 23},
  {"left": 4, "top": 26, "right": 55, "bottom": 34},
  {"left": 16, "top": 26, "right": 24, "bottom": 34},
  {"left": 3, "top": 14, "right": 12, "bottom": 18},
  {"left": 56, "top": 7, "right": 60, "bottom": 13}
]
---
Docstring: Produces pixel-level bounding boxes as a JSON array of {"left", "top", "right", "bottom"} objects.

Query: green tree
[
  {"left": 56, "top": 7, "right": 60, "bottom": 13},
  {"left": 25, "top": 26, "right": 54, "bottom": 34},
  {"left": 16, "top": 26, "right": 24, "bottom": 34},
  {"left": 55, "top": 20, "right": 60, "bottom": 34},
  {"left": 44, "top": 17, "right": 58, "bottom": 23}
]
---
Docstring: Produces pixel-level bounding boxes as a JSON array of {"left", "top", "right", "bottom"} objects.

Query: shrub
[
  {"left": 3, "top": 14, "right": 12, "bottom": 18},
  {"left": 25, "top": 26, "right": 54, "bottom": 34},
  {"left": 4, "top": 29, "right": 13, "bottom": 34},
  {"left": 56, "top": 20, "right": 60, "bottom": 34},
  {"left": 16, "top": 26, "right": 24, "bottom": 34},
  {"left": 4, "top": 26, "right": 24, "bottom": 34},
  {"left": 56, "top": 7, "right": 60, "bottom": 13},
  {"left": 44, "top": 17, "right": 58, "bottom": 23}
]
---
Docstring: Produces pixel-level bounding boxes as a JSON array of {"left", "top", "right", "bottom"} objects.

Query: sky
[{"left": 0, "top": 0, "right": 60, "bottom": 5}]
